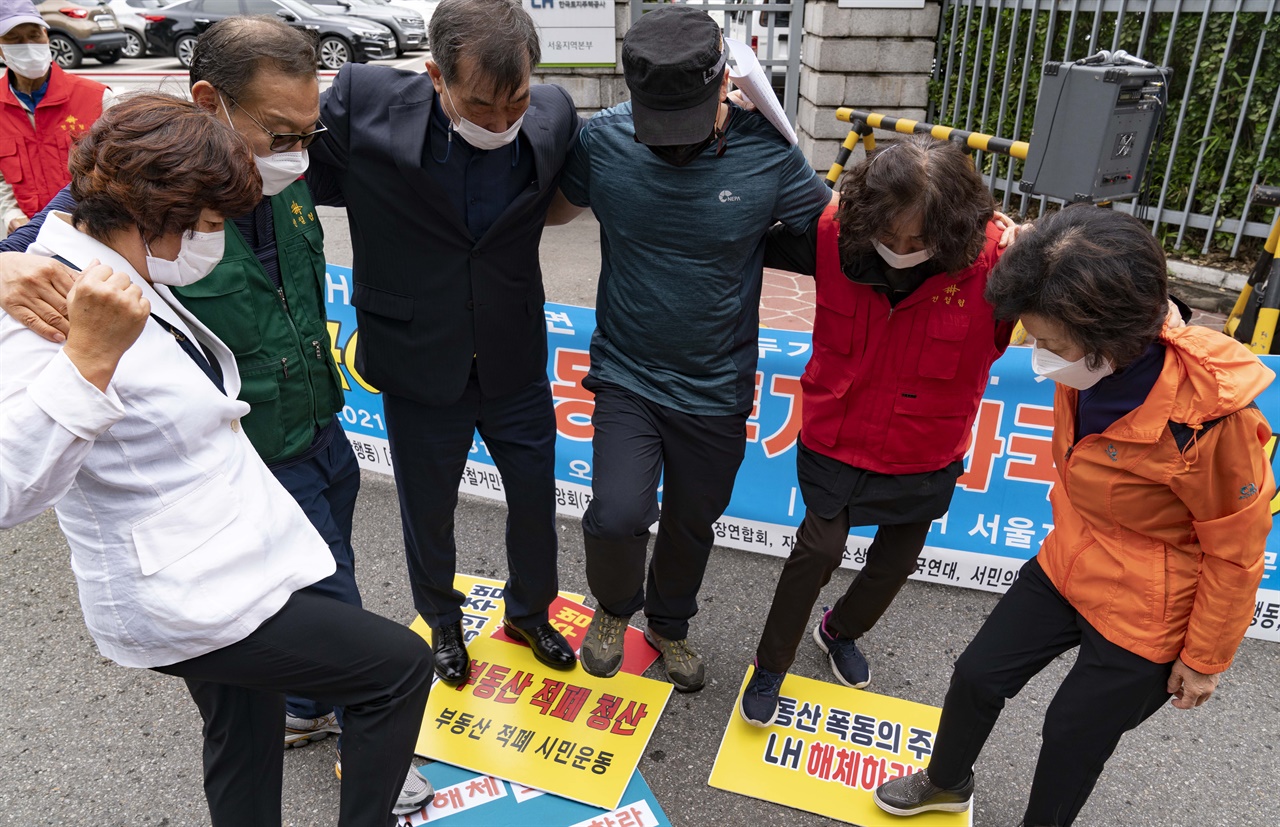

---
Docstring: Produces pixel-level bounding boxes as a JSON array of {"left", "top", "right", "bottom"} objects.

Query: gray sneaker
[
  {"left": 873, "top": 769, "right": 973, "bottom": 816},
  {"left": 581, "top": 610, "right": 630, "bottom": 678},
  {"left": 334, "top": 754, "right": 435, "bottom": 816},
  {"left": 643, "top": 627, "right": 705, "bottom": 692},
  {"left": 284, "top": 711, "right": 341, "bottom": 748},
  {"left": 393, "top": 766, "right": 435, "bottom": 815}
]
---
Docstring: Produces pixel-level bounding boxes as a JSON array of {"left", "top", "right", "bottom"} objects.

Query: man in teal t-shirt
[{"left": 558, "top": 5, "right": 831, "bottom": 693}]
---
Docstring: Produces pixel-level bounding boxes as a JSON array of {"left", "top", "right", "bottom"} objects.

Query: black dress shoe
[
  {"left": 432, "top": 621, "right": 469, "bottom": 686},
  {"left": 502, "top": 619, "right": 577, "bottom": 670}
]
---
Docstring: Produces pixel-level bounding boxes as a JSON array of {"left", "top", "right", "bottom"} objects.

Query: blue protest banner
[
  {"left": 322, "top": 263, "right": 1280, "bottom": 643},
  {"left": 398, "top": 762, "right": 670, "bottom": 826}
]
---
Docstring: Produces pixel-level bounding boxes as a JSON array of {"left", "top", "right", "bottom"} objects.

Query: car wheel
[
  {"left": 175, "top": 34, "right": 198, "bottom": 68},
  {"left": 123, "top": 31, "right": 144, "bottom": 59},
  {"left": 318, "top": 36, "right": 351, "bottom": 70},
  {"left": 95, "top": 51, "right": 122, "bottom": 65},
  {"left": 47, "top": 33, "right": 82, "bottom": 70}
]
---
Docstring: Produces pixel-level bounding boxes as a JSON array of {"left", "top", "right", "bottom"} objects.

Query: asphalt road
[{"left": 1, "top": 57, "right": 1277, "bottom": 827}]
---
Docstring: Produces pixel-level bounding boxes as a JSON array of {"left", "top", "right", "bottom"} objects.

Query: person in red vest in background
[
  {"left": 739, "top": 135, "right": 1026, "bottom": 726},
  {"left": 0, "top": 0, "right": 109, "bottom": 237}
]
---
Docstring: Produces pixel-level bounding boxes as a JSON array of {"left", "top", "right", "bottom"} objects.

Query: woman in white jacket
[{"left": 0, "top": 92, "right": 433, "bottom": 827}]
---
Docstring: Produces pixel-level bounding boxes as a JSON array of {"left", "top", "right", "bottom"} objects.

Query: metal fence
[
  {"left": 632, "top": 0, "right": 806, "bottom": 124},
  {"left": 930, "top": 0, "right": 1279, "bottom": 256}
]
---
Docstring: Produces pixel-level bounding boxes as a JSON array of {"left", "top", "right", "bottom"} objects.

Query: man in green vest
[{"left": 0, "top": 16, "right": 433, "bottom": 817}]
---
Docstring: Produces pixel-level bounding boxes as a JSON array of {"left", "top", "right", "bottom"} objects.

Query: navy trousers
[
  {"left": 382, "top": 370, "right": 559, "bottom": 631},
  {"left": 270, "top": 421, "right": 363, "bottom": 721}
]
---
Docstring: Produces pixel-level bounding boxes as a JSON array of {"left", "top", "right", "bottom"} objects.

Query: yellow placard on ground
[
  {"left": 414, "top": 634, "right": 672, "bottom": 811},
  {"left": 407, "top": 573, "right": 586, "bottom": 646},
  {"left": 709, "top": 669, "right": 972, "bottom": 827}
]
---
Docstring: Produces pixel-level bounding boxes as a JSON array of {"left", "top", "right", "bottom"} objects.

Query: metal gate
[
  {"left": 931, "top": 0, "right": 1279, "bottom": 256},
  {"left": 631, "top": 0, "right": 806, "bottom": 125}
]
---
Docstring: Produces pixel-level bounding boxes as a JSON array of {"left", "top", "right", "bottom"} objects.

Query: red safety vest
[
  {"left": 0, "top": 64, "right": 106, "bottom": 218},
  {"left": 799, "top": 203, "right": 1013, "bottom": 475}
]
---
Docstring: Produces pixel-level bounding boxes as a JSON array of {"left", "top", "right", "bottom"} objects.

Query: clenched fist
[{"left": 63, "top": 263, "right": 151, "bottom": 392}]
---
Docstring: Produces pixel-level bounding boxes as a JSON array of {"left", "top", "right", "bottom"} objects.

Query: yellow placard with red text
[
  {"left": 414, "top": 634, "right": 672, "bottom": 810},
  {"left": 709, "top": 669, "right": 972, "bottom": 827},
  {"left": 408, "top": 573, "right": 586, "bottom": 647}
]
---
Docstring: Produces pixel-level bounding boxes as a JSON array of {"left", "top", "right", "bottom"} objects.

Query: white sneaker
[{"left": 284, "top": 711, "right": 341, "bottom": 748}]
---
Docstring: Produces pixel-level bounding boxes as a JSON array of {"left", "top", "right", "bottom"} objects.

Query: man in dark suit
[{"left": 306, "top": 0, "right": 577, "bottom": 683}]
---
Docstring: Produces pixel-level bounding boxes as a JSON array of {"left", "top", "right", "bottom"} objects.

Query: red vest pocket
[{"left": 879, "top": 391, "right": 974, "bottom": 466}]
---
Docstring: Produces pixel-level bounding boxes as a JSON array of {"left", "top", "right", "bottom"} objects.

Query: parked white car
[{"left": 107, "top": 0, "right": 159, "bottom": 58}]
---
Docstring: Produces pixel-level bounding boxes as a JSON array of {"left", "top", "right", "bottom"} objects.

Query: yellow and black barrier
[
  {"left": 825, "top": 108, "right": 1031, "bottom": 187},
  {"left": 1226, "top": 184, "right": 1280, "bottom": 355}
]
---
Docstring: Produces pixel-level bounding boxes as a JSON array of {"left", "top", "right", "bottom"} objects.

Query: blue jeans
[{"left": 270, "top": 419, "right": 363, "bottom": 722}]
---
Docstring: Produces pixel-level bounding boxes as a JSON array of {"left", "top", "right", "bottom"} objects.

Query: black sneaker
[
  {"left": 873, "top": 769, "right": 973, "bottom": 816},
  {"left": 738, "top": 662, "right": 785, "bottom": 727},
  {"left": 812, "top": 609, "right": 870, "bottom": 689}
]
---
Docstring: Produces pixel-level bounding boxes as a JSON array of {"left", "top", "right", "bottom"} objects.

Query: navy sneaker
[
  {"left": 812, "top": 609, "right": 870, "bottom": 689},
  {"left": 738, "top": 662, "right": 785, "bottom": 727}
]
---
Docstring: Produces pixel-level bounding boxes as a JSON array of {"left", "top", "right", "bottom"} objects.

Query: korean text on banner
[
  {"left": 710, "top": 668, "right": 972, "bottom": 827},
  {"left": 398, "top": 761, "right": 671, "bottom": 826},
  {"left": 413, "top": 635, "right": 673, "bottom": 810},
  {"left": 323, "top": 263, "right": 1280, "bottom": 644}
]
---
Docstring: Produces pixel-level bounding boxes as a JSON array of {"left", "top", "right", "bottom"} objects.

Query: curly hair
[
  {"left": 983, "top": 205, "right": 1168, "bottom": 370},
  {"left": 836, "top": 134, "right": 995, "bottom": 274},
  {"left": 69, "top": 93, "right": 262, "bottom": 244}
]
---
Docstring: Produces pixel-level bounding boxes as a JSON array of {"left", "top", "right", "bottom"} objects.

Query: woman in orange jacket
[{"left": 873, "top": 205, "right": 1275, "bottom": 826}]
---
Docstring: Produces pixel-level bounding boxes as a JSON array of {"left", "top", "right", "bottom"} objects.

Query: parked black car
[{"left": 143, "top": 0, "right": 397, "bottom": 69}]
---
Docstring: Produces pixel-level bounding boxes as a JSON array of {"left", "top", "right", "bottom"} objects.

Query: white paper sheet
[{"left": 724, "top": 37, "right": 798, "bottom": 146}]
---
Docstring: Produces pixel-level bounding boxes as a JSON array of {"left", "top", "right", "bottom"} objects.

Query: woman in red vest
[{"left": 740, "top": 134, "right": 1021, "bottom": 726}]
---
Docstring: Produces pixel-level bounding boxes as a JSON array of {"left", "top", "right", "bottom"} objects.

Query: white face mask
[
  {"left": 2, "top": 43, "right": 52, "bottom": 80},
  {"left": 873, "top": 239, "right": 932, "bottom": 270},
  {"left": 256, "top": 150, "right": 308, "bottom": 197},
  {"left": 218, "top": 93, "right": 306, "bottom": 197},
  {"left": 145, "top": 230, "right": 225, "bottom": 287},
  {"left": 441, "top": 78, "right": 524, "bottom": 150},
  {"left": 1031, "top": 346, "right": 1115, "bottom": 390}
]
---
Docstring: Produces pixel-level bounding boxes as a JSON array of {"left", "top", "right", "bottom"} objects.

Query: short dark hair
[
  {"left": 984, "top": 205, "right": 1168, "bottom": 370},
  {"left": 430, "top": 0, "right": 540, "bottom": 98},
  {"left": 836, "top": 134, "right": 994, "bottom": 274},
  {"left": 70, "top": 93, "right": 263, "bottom": 243},
  {"left": 189, "top": 16, "right": 317, "bottom": 102}
]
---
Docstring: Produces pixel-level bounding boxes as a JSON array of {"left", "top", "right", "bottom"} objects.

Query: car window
[
  {"left": 282, "top": 0, "right": 329, "bottom": 17},
  {"left": 242, "top": 0, "right": 278, "bottom": 12},
  {"left": 201, "top": 0, "right": 244, "bottom": 13}
]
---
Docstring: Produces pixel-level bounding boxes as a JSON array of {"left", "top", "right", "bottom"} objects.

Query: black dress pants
[
  {"left": 155, "top": 591, "right": 434, "bottom": 827},
  {"left": 581, "top": 380, "right": 747, "bottom": 640},
  {"left": 382, "top": 370, "right": 559, "bottom": 631},
  {"left": 756, "top": 507, "right": 932, "bottom": 673},
  {"left": 927, "top": 557, "right": 1175, "bottom": 827}
]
